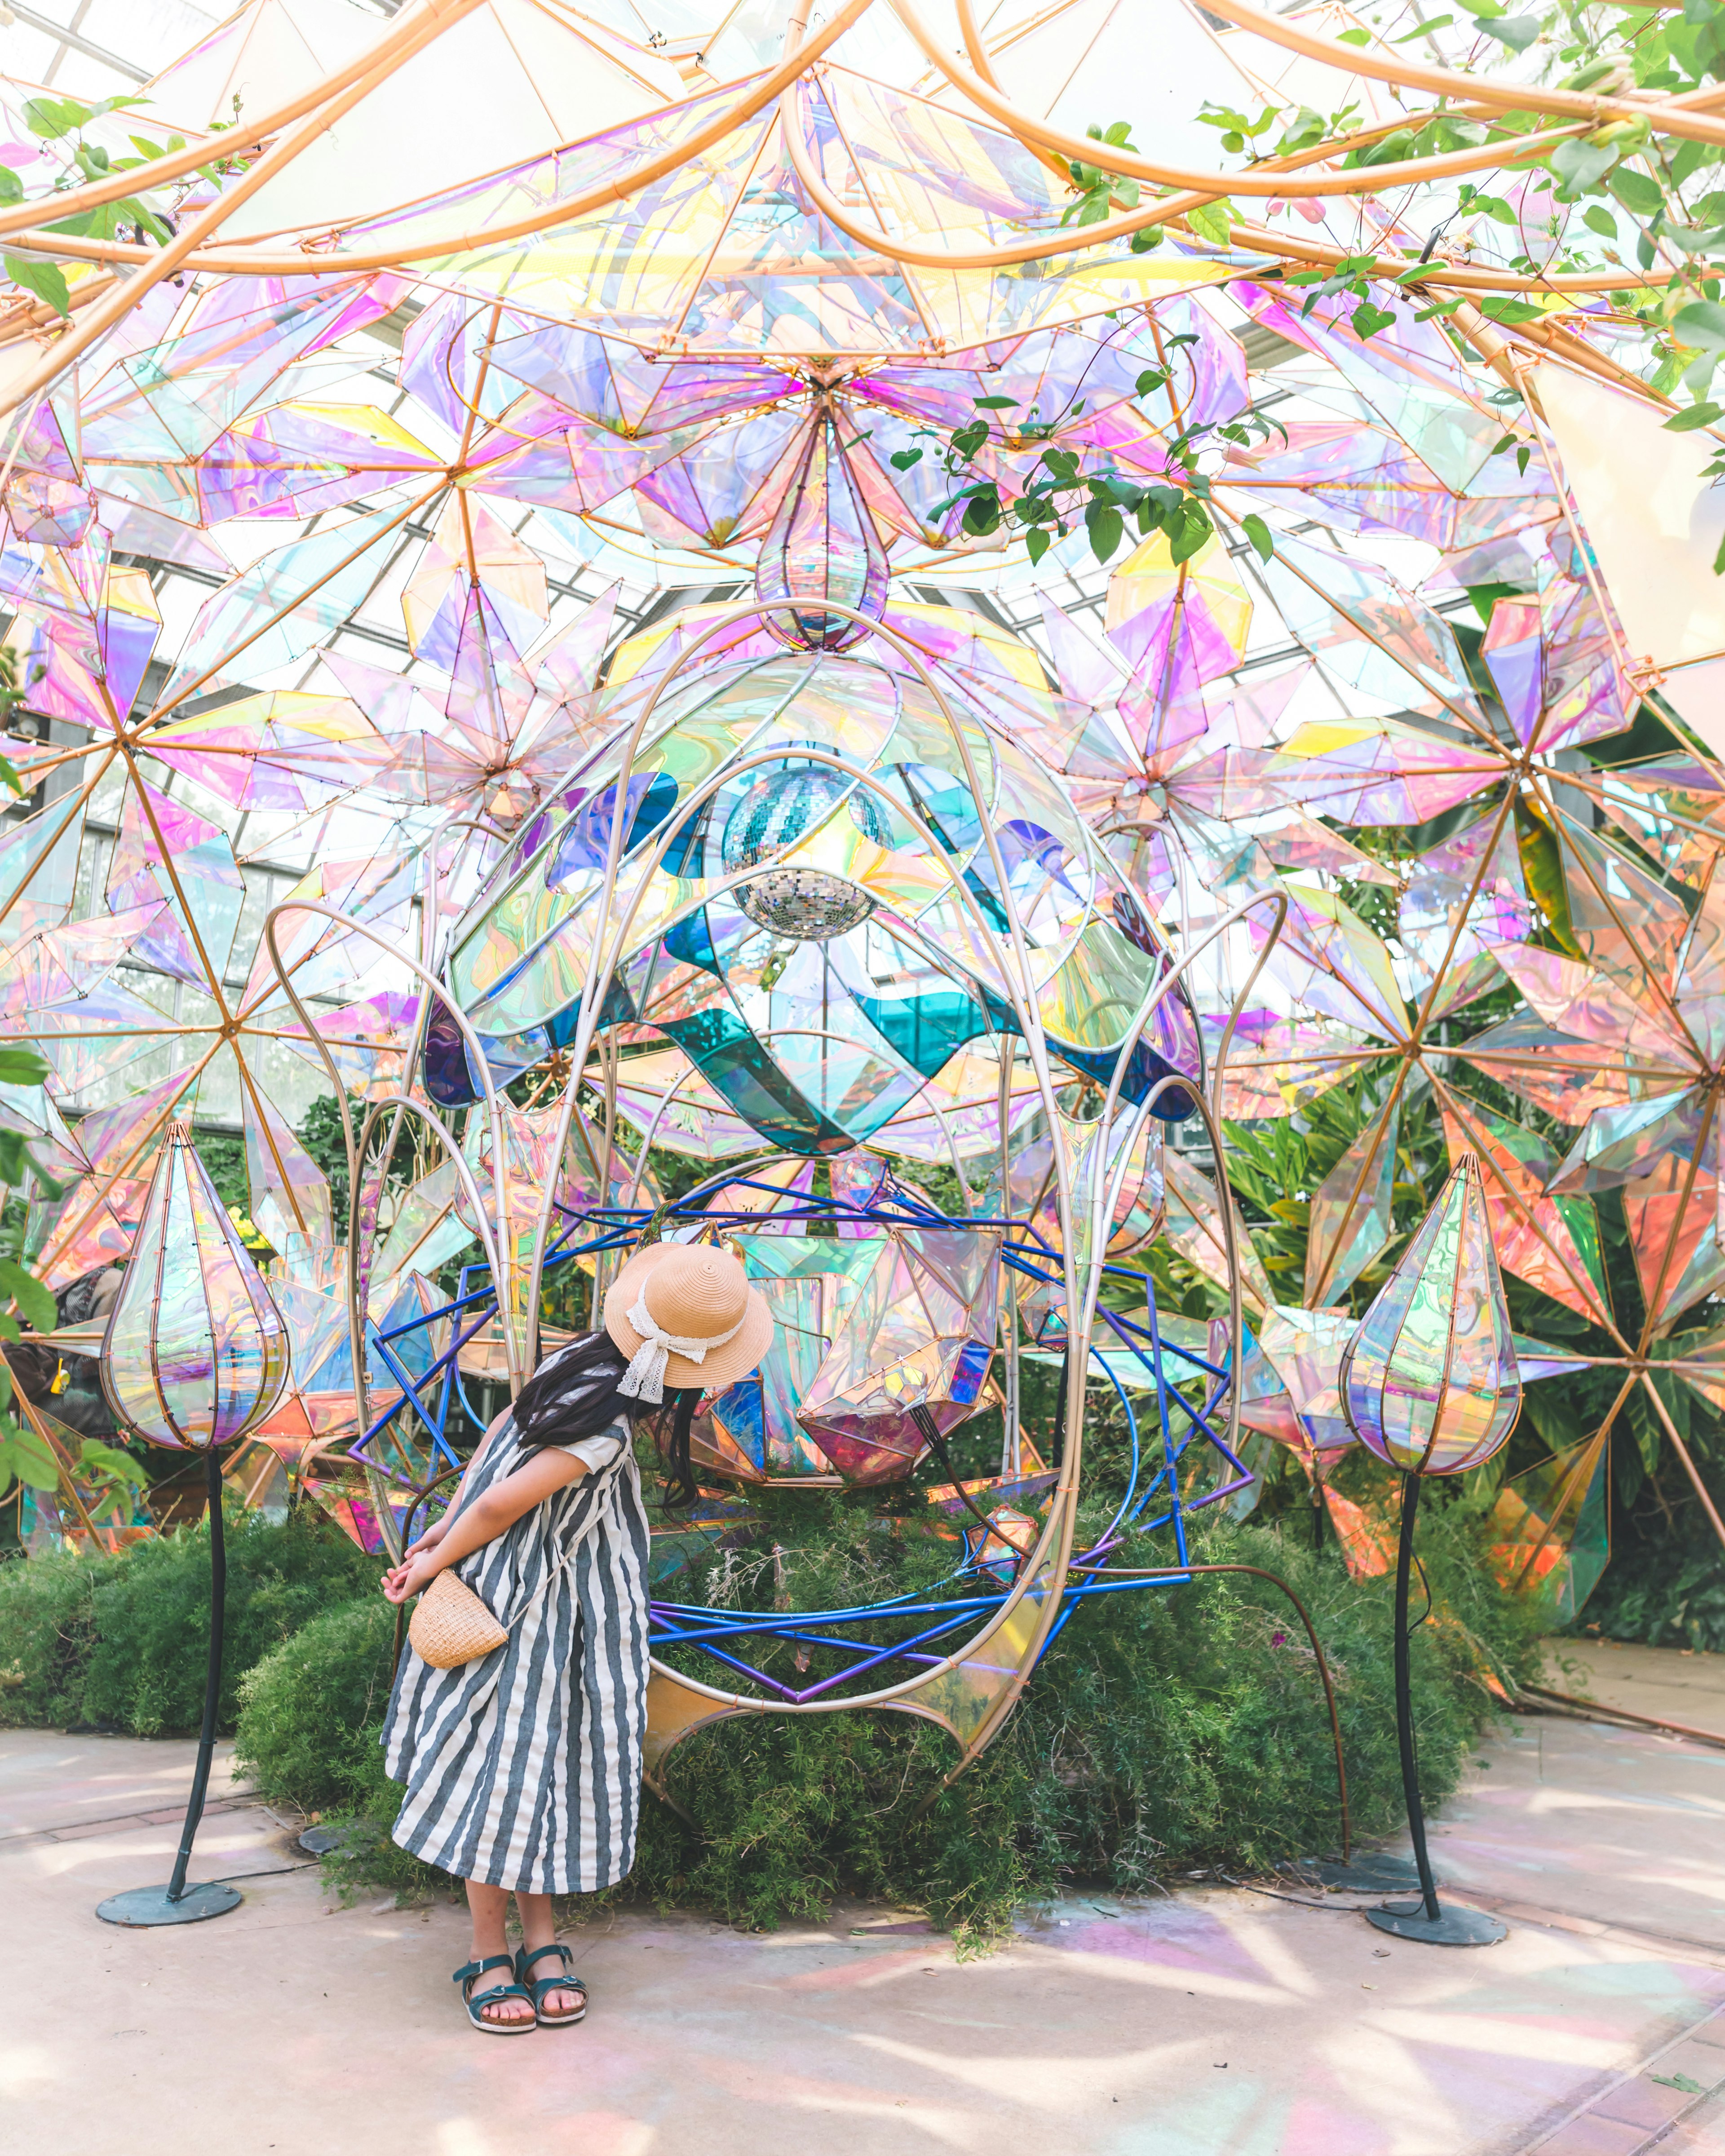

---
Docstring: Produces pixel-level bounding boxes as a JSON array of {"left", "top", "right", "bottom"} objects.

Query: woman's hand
[
  {"left": 381, "top": 1550, "right": 445, "bottom": 1605},
  {"left": 400, "top": 1516, "right": 448, "bottom": 1560}
]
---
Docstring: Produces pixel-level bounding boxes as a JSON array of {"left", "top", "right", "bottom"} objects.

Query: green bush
[
  {"left": 230, "top": 1492, "right": 1541, "bottom": 1945},
  {"left": 1576, "top": 1529, "right": 1725, "bottom": 1653},
  {"left": 0, "top": 1543, "right": 102, "bottom": 1727},
  {"left": 0, "top": 1508, "right": 380, "bottom": 1736},
  {"left": 233, "top": 1596, "right": 400, "bottom": 1813}
]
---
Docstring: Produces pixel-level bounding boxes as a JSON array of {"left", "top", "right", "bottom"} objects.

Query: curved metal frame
[
  {"left": 416, "top": 595, "right": 1214, "bottom": 1762},
  {"left": 263, "top": 898, "right": 527, "bottom": 1557},
  {"left": 267, "top": 583, "right": 1289, "bottom": 1776}
]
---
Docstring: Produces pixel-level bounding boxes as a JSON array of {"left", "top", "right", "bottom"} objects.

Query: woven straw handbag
[{"left": 408, "top": 1569, "right": 509, "bottom": 1669}]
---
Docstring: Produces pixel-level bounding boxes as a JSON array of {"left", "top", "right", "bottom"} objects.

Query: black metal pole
[
  {"left": 166, "top": 1452, "right": 226, "bottom": 1904},
  {"left": 1393, "top": 1472, "right": 1442, "bottom": 1924}
]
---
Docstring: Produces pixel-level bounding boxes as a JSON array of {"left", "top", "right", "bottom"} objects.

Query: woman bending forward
[{"left": 380, "top": 1243, "right": 771, "bottom": 2033}]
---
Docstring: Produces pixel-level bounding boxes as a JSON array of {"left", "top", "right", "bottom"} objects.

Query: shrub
[
  {"left": 0, "top": 1508, "right": 379, "bottom": 1736},
  {"left": 0, "top": 1545, "right": 102, "bottom": 1726},
  {"left": 230, "top": 1492, "right": 1541, "bottom": 1945},
  {"left": 1575, "top": 1528, "right": 1725, "bottom": 1654},
  {"left": 233, "top": 1596, "right": 399, "bottom": 1813}
]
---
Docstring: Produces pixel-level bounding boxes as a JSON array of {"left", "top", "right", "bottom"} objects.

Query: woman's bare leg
[
  {"left": 464, "top": 1880, "right": 533, "bottom": 2025},
  {"left": 518, "top": 1890, "right": 580, "bottom": 2016}
]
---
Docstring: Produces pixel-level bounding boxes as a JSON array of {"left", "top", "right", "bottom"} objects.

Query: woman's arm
[
  {"left": 399, "top": 1405, "right": 513, "bottom": 1558},
  {"left": 382, "top": 1446, "right": 591, "bottom": 1604}
]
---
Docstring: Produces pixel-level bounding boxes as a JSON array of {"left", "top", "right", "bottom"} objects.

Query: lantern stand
[
  {"left": 1326, "top": 1152, "right": 1515, "bottom": 1944},
  {"left": 95, "top": 1452, "right": 242, "bottom": 1926},
  {"left": 1362, "top": 1476, "right": 1505, "bottom": 1946},
  {"left": 93, "top": 1120, "right": 287, "bottom": 1928}
]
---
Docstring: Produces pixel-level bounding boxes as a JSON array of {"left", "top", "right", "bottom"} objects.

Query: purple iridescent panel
[
  {"left": 100, "top": 1121, "right": 289, "bottom": 1450},
  {"left": 756, "top": 407, "right": 889, "bottom": 652},
  {"left": 1340, "top": 1155, "right": 1520, "bottom": 1476}
]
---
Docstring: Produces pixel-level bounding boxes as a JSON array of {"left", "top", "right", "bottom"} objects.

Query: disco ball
[
  {"left": 737, "top": 865, "right": 875, "bottom": 941},
  {"left": 721, "top": 763, "right": 885, "bottom": 876}
]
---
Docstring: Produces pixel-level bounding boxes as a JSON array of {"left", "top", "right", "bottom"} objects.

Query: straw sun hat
[{"left": 603, "top": 1242, "right": 774, "bottom": 1404}]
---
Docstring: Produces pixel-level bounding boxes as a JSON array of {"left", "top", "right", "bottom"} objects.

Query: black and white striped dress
[{"left": 381, "top": 1415, "right": 651, "bottom": 1893}]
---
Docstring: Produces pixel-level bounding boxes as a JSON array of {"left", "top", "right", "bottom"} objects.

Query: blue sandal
[
  {"left": 454, "top": 1953, "right": 537, "bottom": 2035},
  {"left": 515, "top": 1942, "right": 588, "bottom": 2026}
]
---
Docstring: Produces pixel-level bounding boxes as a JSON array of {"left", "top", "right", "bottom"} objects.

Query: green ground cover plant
[
  {"left": 0, "top": 1507, "right": 378, "bottom": 1734},
  {"left": 225, "top": 1485, "right": 1539, "bottom": 1947},
  {"left": 0, "top": 1415, "right": 1546, "bottom": 1948}
]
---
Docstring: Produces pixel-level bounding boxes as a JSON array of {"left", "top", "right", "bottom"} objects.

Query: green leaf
[
  {"left": 1394, "top": 12, "right": 1451, "bottom": 34},
  {"left": 1025, "top": 527, "right": 1053, "bottom": 566},
  {"left": 1186, "top": 199, "right": 1235, "bottom": 247},
  {"left": 0, "top": 1045, "right": 48, "bottom": 1086},
  {"left": 1085, "top": 502, "right": 1124, "bottom": 562},
  {"left": 1678, "top": 300, "right": 1725, "bottom": 348},
  {"left": 1551, "top": 139, "right": 1619, "bottom": 199},
  {"left": 972, "top": 396, "right": 1020, "bottom": 409},
  {"left": 1168, "top": 500, "right": 1214, "bottom": 565},
  {"left": 1356, "top": 129, "right": 1416, "bottom": 169},
  {"left": 0, "top": 169, "right": 22, "bottom": 208},
  {"left": 0, "top": 1258, "right": 56, "bottom": 1334},
  {"left": 1664, "top": 402, "right": 1723, "bottom": 429},
  {"left": 1241, "top": 514, "right": 1274, "bottom": 563},
  {"left": 0, "top": 1132, "right": 29, "bottom": 1189},
  {"left": 1482, "top": 14, "right": 1540, "bottom": 49},
  {"left": 1583, "top": 204, "right": 1619, "bottom": 239},
  {"left": 1351, "top": 301, "right": 1397, "bottom": 339},
  {"left": 1610, "top": 167, "right": 1666, "bottom": 217},
  {"left": 1337, "top": 26, "right": 1372, "bottom": 44},
  {"left": 78, "top": 1440, "right": 147, "bottom": 1489},
  {"left": 1128, "top": 224, "right": 1165, "bottom": 254},
  {"left": 4, "top": 255, "right": 69, "bottom": 317},
  {"left": 22, "top": 97, "right": 83, "bottom": 140},
  {"left": 1650, "top": 2074, "right": 1706, "bottom": 2094},
  {"left": 0, "top": 1419, "right": 60, "bottom": 1493},
  {"left": 889, "top": 447, "right": 923, "bottom": 472}
]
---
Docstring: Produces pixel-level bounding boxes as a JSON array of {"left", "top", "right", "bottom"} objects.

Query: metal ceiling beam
[{"left": 0, "top": 2, "right": 150, "bottom": 83}]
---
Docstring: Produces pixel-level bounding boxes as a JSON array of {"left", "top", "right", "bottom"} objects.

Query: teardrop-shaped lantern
[
  {"left": 1340, "top": 1153, "right": 1519, "bottom": 1476},
  {"left": 101, "top": 1120, "right": 290, "bottom": 1450},
  {"left": 756, "top": 403, "right": 889, "bottom": 652}
]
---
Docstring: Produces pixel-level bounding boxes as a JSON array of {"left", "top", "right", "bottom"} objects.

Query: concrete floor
[
  {"left": 1545, "top": 1635, "right": 1725, "bottom": 1741},
  {"left": 8, "top": 1658, "right": 1725, "bottom": 2156}
]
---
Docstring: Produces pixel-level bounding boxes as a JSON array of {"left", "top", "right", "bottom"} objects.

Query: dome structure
[{"left": 425, "top": 642, "right": 1202, "bottom": 1154}]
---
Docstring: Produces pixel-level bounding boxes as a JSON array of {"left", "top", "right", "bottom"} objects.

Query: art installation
[
  {"left": 1341, "top": 1153, "right": 1519, "bottom": 1945},
  {"left": 92, "top": 1121, "right": 288, "bottom": 1925},
  {"left": 3, "top": 0, "right": 1723, "bottom": 1885}
]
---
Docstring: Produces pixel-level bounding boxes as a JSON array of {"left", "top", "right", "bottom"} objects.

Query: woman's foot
[
  {"left": 470, "top": 1965, "right": 535, "bottom": 2027},
  {"left": 518, "top": 1940, "right": 586, "bottom": 2023}
]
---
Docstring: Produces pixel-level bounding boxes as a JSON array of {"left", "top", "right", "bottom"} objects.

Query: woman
[{"left": 381, "top": 1240, "right": 771, "bottom": 2034}]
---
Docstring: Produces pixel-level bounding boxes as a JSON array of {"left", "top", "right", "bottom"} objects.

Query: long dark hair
[{"left": 511, "top": 1328, "right": 699, "bottom": 1510}]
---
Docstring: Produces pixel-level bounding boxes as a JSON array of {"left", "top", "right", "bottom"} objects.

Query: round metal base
[
  {"left": 1304, "top": 1853, "right": 1434, "bottom": 1894},
  {"left": 1366, "top": 1900, "right": 1506, "bottom": 1947},
  {"left": 96, "top": 1882, "right": 243, "bottom": 1927},
  {"left": 297, "top": 1826, "right": 344, "bottom": 1856}
]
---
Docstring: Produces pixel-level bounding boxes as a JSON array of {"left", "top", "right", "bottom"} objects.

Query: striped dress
[{"left": 381, "top": 1414, "right": 652, "bottom": 1893}]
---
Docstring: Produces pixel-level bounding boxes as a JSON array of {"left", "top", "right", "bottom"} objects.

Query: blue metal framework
[{"left": 341, "top": 1162, "right": 1252, "bottom": 1704}]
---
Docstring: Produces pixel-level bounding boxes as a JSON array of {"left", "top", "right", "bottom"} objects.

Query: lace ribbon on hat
[{"left": 616, "top": 1290, "right": 746, "bottom": 1404}]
